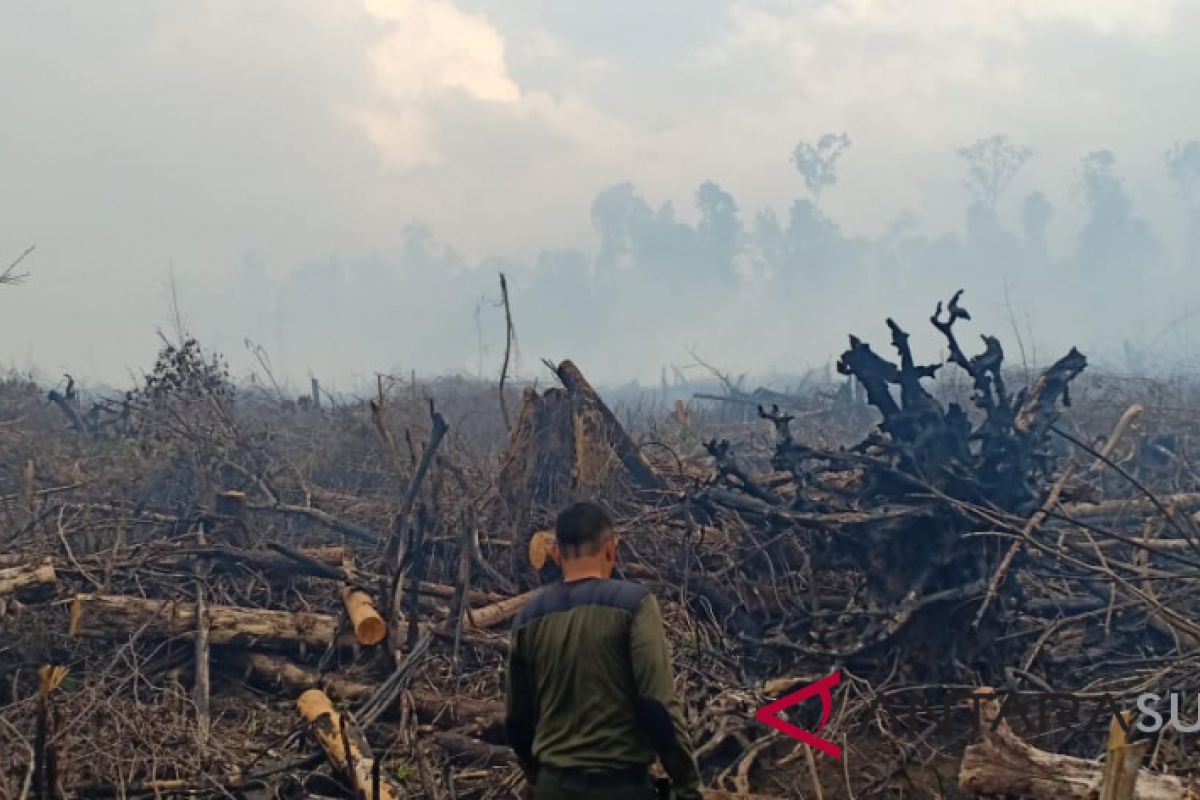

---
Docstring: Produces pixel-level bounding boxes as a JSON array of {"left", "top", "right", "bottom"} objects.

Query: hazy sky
[{"left": 3, "top": 1, "right": 1199, "bottom": 389}]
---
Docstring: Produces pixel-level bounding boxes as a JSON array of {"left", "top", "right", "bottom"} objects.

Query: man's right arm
[
  {"left": 629, "top": 593, "right": 702, "bottom": 800},
  {"left": 504, "top": 631, "right": 539, "bottom": 784}
]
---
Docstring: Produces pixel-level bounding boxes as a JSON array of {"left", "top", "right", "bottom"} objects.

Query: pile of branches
[
  {"left": 3, "top": 298, "right": 1200, "bottom": 799},
  {"left": 689, "top": 294, "right": 1085, "bottom": 658},
  {"left": 1, "top": 340, "right": 529, "bottom": 799},
  {"left": 669, "top": 293, "right": 1200, "bottom": 795},
  {"left": 2, "top": 336, "right": 790, "bottom": 799}
]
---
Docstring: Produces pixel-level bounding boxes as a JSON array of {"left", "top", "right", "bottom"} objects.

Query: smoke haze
[{"left": 4, "top": 1, "right": 1200, "bottom": 391}]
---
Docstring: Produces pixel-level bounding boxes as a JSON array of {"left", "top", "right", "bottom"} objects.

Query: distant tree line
[{"left": 211, "top": 134, "right": 1200, "bottom": 384}]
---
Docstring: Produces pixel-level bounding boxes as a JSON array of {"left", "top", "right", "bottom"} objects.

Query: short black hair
[{"left": 554, "top": 501, "right": 613, "bottom": 558}]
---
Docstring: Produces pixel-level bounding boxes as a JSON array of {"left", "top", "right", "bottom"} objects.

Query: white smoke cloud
[
  {"left": 353, "top": 0, "right": 521, "bottom": 170},
  {"left": 2, "top": 0, "right": 1197, "bottom": 385},
  {"left": 362, "top": 0, "right": 521, "bottom": 102}
]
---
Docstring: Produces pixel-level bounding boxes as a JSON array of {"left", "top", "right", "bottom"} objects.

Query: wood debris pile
[{"left": 2, "top": 294, "right": 1199, "bottom": 798}]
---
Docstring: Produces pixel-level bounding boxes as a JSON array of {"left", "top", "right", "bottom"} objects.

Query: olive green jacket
[{"left": 505, "top": 577, "right": 701, "bottom": 799}]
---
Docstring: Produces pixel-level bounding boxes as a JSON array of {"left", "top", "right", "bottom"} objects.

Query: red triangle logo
[{"left": 755, "top": 672, "right": 843, "bottom": 759}]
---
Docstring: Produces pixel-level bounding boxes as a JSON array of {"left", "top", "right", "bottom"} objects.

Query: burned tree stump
[
  {"left": 498, "top": 360, "right": 663, "bottom": 510},
  {"left": 211, "top": 490, "right": 250, "bottom": 547}
]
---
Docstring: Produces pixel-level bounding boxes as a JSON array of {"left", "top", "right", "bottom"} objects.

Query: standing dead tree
[{"left": 497, "top": 272, "right": 517, "bottom": 432}]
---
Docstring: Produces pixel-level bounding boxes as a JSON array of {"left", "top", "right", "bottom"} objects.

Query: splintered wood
[
  {"left": 298, "top": 689, "right": 402, "bottom": 800},
  {"left": 498, "top": 359, "right": 663, "bottom": 507},
  {"left": 957, "top": 697, "right": 1188, "bottom": 800}
]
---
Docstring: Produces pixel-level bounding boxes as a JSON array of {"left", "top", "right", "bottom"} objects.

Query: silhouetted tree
[
  {"left": 1165, "top": 140, "right": 1200, "bottom": 266},
  {"left": 958, "top": 135, "right": 1032, "bottom": 209},
  {"left": 791, "top": 133, "right": 851, "bottom": 204},
  {"left": 1074, "top": 150, "right": 1160, "bottom": 276},
  {"left": 1021, "top": 191, "right": 1053, "bottom": 254},
  {"left": 695, "top": 180, "right": 742, "bottom": 275},
  {"left": 640, "top": 200, "right": 697, "bottom": 267},
  {"left": 781, "top": 198, "right": 844, "bottom": 282},
  {"left": 748, "top": 208, "right": 782, "bottom": 277},
  {"left": 590, "top": 182, "right": 654, "bottom": 269}
]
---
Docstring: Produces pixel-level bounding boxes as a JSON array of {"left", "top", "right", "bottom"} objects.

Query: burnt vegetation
[{"left": 2, "top": 293, "right": 1199, "bottom": 799}]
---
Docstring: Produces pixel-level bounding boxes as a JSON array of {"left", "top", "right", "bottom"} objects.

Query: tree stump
[{"left": 497, "top": 360, "right": 662, "bottom": 514}]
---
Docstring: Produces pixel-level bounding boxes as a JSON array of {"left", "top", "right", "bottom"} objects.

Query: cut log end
[
  {"left": 341, "top": 587, "right": 387, "bottom": 646},
  {"left": 297, "top": 687, "right": 335, "bottom": 722},
  {"left": 297, "top": 688, "right": 401, "bottom": 800}
]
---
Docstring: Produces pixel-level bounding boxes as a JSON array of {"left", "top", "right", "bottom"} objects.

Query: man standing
[{"left": 505, "top": 501, "right": 702, "bottom": 800}]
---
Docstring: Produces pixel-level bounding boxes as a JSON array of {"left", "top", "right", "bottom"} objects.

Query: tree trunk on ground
[
  {"left": 69, "top": 594, "right": 338, "bottom": 648},
  {"left": 0, "top": 561, "right": 56, "bottom": 595},
  {"left": 465, "top": 590, "right": 537, "bottom": 630},
  {"left": 240, "top": 653, "right": 504, "bottom": 731},
  {"left": 1060, "top": 492, "right": 1200, "bottom": 522},
  {"left": 957, "top": 699, "right": 1188, "bottom": 799}
]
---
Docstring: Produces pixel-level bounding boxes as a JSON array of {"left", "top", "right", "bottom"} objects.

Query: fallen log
[
  {"left": 247, "top": 501, "right": 379, "bottom": 544},
  {"left": 957, "top": 696, "right": 1189, "bottom": 799},
  {"left": 698, "top": 488, "right": 931, "bottom": 531},
  {"left": 239, "top": 653, "right": 505, "bottom": 731},
  {"left": 465, "top": 589, "right": 537, "bottom": 630},
  {"left": 298, "top": 689, "right": 401, "bottom": 800},
  {"left": 1060, "top": 493, "right": 1200, "bottom": 523},
  {"left": 432, "top": 732, "right": 515, "bottom": 766},
  {"left": 69, "top": 594, "right": 338, "bottom": 648},
  {"left": 410, "top": 694, "right": 504, "bottom": 734},
  {"left": 400, "top": 578, "right": 507, "bottom": 607},
  {"left": 240, "top": 652, "right": 372, "bottom": 702},
  {"left": 160, "top": 545, "right": 347, "bottom": 581},
  {"left": 0, "top": 560, "right": 56, "bottom": 595}
]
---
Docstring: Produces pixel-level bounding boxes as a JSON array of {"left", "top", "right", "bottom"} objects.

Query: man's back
[{"left": 506, "top": 577, "right": 701, "bottom": 798}]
